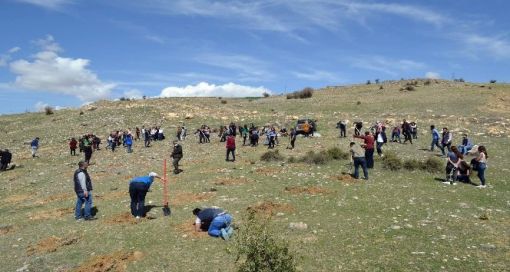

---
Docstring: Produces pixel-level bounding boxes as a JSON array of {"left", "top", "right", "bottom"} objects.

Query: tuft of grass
[
  {"left": 403, "top": 159, "right": 421, "bottom": 170},
  {"left": 326, "top": 147, "right": 349, "bottom": 160},
  {"left": 382, "top": 151, "right": 402, "bottom": 171},
  {"left": 420, "top": 157, "right": 443, "bottom": 173},
  {"left": 287, "top": 156, "right": 297, "bottom": 163},
  {"left": 260, "top": 150, "right": 284, "bottom": 162},
  {"left": 221, "top": 100, "right": 228, "bottom": 104},
  {"left": 300, "top": 150, "right": 330, "bottom": 165}
]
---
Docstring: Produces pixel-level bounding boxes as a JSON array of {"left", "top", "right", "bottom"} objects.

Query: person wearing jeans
[
  {"left": 474, "top": 145, "right": 488, "bottom": 188},
  {"left": 430, "top": 125, "right": 441, "bottom": 151},
  {"left": 74, "top": 161, "right": 95, "bottom": 220},
  {"left": 350, "top": 142, "right": 368, "bottom": 180},
  {"left": 226, "top": 134, "right": 236, "bottom": 161},
  {"left": 193, "top": 207, "right": 234, "bottom": 240},
  {"left": 354, "top": 131, "right": 375, "bottom": 168},
  {"left": 129, "top": 172, "right": 162, "bottom": 218}
]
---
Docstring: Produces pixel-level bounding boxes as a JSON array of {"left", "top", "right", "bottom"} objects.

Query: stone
[{"left": 289, "top": 222, "right": 308, "bottom": 230}]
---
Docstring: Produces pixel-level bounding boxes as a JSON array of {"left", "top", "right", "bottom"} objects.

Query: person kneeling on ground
[
  {"left": 129, "top": 172, "right": 162, "bottom": 218},
  {"left": 193, "top": 207, "right": 234, "bottom": 240}
]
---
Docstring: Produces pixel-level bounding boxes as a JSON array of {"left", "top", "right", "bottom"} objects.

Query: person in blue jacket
[{"left": 129, "top": 172, "right": 162, "bottom": 218}]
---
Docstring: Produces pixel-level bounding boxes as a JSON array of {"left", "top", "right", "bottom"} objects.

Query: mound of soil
[
  {"left": 330, "top": 174, "right": 356, "bottom": 183},
  {"left": 0, "top": 225, "right": 14, "bottom": 235},
  {"left": 247, "top": 201, "right": 294, "bottom": 215},
  {"left": 104, "top": 212, "right": 138, "bottom": 225},
  {"left": 170, "top": 191, "right": 216, "bottom": 206},
  {"left": 27, "top": 235, "right": 79, "bottom": 255},
  {"left": 28, "top": 207, "right": 73, "bottom": 220},
  {"left": 74, "top": 251, "right": 144, "bottom": 272},
  {"left": 284, "top": 186, "right": 332, "bottom": 195},
  {"left": 175, "top": 221, "right": 208, "bottom": 238}
]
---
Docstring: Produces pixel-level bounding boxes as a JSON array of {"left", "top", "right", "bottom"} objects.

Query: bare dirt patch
[
  {"left": 104, "top": 212, "right": 138, "bottom": 225},
  {"left": 255, "top": 167, "right": 283, "bottom": 176},
  {"left": 34, "top": 193, "right": 74, "bottom": 205},
  {"left": 28, "top": 207, "right": 73, "bottom": 220},
  {"left": 284, "top": 186, "right": 332, "bottom": 195},
  {"left": 27, "top": 235, "right": 79, "bottom": 255},
  {"left": 247, "top": 201, "right": 295, "bottom": 216},
  {"left": 330, "top": 174, "right": 356, "bottom": 183},
  {"left": 170, "top": 191, "right": 216, "bottom": 206},
  {"left": 213, "top": 177, "right": 252, "bottom": 186},
  {"left": 175, "top": 221, "right": 208, "bottom": 239},
  {"left": 0, "top": 225, "right": 14, "bottom": 235},
  {"left": 3, "top": 194, "right": 31, "bottom": 205},
  {"left": 74, "top": 251, "right": 144, "bottom": 272}
]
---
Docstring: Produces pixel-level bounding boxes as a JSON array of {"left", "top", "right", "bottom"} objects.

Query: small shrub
[
  {"left": 382, "top": 151, "right": 402, "bottom": 171},
  {"left": 420, "top": 157, "right": 442, "bottom": 173},
  {"left": 229, "top": 211, "right": 297, "bottom": 272},
  {"left": 356, "top": 101, "right": 361, "bottom": 105},
  {"left": 489, "top": 80, "right": 497, "bottom": 84},
  {"left": 379, "top": 85, "right": 384, "bottom": 90},
  {"left": 327, "top": 147, "right": 349, "bottom": 160},
  {"left": 286, "top": 87, "right": 313, "bottom": 99},
  {"left": 403, "top": 159, "right": 421, "bottom": 170},
  {"left": 263, "top": 92, "right": 270, "bottom": 98},
  {"left": 79, "top": 111, "right": 84, "bottom": 115},
  {"left": 260, "top": 150, "right": 284, "bottom": 162},
  {"left": 221, "top": 100, "right": 228, "bottom": 104},
  {"left": 366, "top": 80, "right": 371, "bottom": 85},
  {"left": 287, "top": 156, "right": 297, "bottom": 163},
  {"left": 300, "top": 151, "right": 330, "bottom": 165},
  {"left": 44, "top": 106, "right": 54, "bottom": 115},
  {"left": 405, "top": 86, "right": 415, "bottom": 91},
  {"left": 424, "top": 79, "right": 431, "bottom": 85}
]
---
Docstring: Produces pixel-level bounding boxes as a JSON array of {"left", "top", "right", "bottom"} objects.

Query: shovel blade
[{"left": 162, "top": 205, "right": 171, "bottom": 216}]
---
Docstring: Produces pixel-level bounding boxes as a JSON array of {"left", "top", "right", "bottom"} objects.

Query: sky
[{"left": 0, "top": 0, "right": 509, "bottom": 114}]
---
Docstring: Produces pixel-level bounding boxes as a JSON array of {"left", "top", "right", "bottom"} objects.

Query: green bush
[
  {"left": 403, "top": 159, "right": 421, "bottom": 170},
  {"left": 382, "top": 152, "right": 402, "bottom": 171},
  {"left": 44, "top": 106, "right": 54, "bottom": 115},
  {"left": 300, "top": 151, "right": 330, "bottom": 165},
  {"left": 421, "top": 157, "right": 443, "bottom": 173},
  {"left": 286, "top": 87, "right": 314, "bottom": 99},
  {"left": 327, "top": 147, "right": 350, "bottom": 160},
  {"left": 287, "top": 156, "right": 297, "bottom": 163},
  {"left": 260, "top": 150, "right": 284, "bottom": 162},
  {"left": 229, "top": 212, "right": 297, "bottom": 272}
]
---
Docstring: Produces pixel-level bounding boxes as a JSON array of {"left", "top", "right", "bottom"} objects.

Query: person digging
[{"left": 129, "top": 172, "right": 163, "bottom": 219}]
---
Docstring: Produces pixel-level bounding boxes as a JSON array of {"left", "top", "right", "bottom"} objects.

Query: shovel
[{"left": 162, "top": 159, "right": 171, "bottom": 216}]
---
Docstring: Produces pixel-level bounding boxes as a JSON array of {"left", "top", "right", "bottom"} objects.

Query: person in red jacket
[
  {"left": 69, "top": 138, "right": 78, "bottom": 156},
  {"left": 354, "top": 131, "right": 375, "bottom": 168},
  {"left": 226, "top": 133, "right": 236, "bottom": 162}
]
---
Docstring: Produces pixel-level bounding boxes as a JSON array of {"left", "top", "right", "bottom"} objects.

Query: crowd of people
[{"left": 0, "top": 116, "right": 492, "bottom": 241}]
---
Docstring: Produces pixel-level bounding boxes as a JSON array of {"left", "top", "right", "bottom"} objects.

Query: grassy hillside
[{"left": 0, "top": 80, "right": 509, "bottom": 271}]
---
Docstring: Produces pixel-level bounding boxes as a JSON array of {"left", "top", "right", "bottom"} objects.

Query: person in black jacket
[
  {"left": 0, "top": 149, "right": 12, "bottom": 171},
  {"left": 73, "top": 161, "right": 96, "bottom": 221},
  {"left": 170, "top": 140, "right": 183, "bottom": 174},
  {"left": 193, "top": 207, "right": 233, "bottom": 240}
]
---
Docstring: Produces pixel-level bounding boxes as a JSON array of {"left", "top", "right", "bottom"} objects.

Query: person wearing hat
[
  {"left": 74, "top": 161, "right": 96, "bottom": 220},
  {"left": 129, "top": 172, "right": 162, "bottom": 218},
  {"left": 170, "top": 140, "right": 183, "bottom": 174}
]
